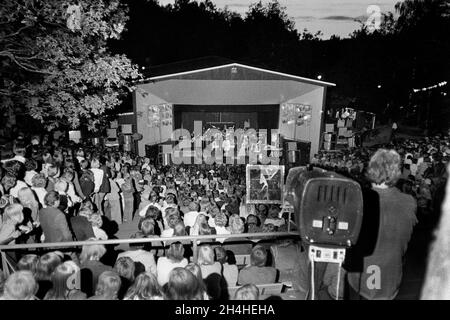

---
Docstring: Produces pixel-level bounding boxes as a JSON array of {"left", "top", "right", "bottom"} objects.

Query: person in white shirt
[
  {"left": 90, "top": 159, "right": 104, "bottom": 194},
  {"left": 156, "top": 242, "right": 188, "bottom": 286},
  {"left": 183, "top": 202, "right": 200, "bottom": 228},
  {"left": 9, "top": 179, "right": 29, "bottom": 199}
]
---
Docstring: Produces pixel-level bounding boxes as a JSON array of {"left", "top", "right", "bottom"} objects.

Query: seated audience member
[
  {"left": 138, "top": 205, "right": 163, "bottom": 236},
  {"left": 161, "top": 208, "right": 180, "bottom": 237},
  {"left": 0, "top": 204, "right": 27, "bottom": 245},
  {"left": 131, "top": 217, "right": 164, "bottom": 256},
  {"left": 183, "top": 202, "right": 200, "bottom": 229},
  {"left": 238, "top": 245, "right": 277, "bottom": 285},
  {"left": 88, "top": 271, "right": 121, "bottom": 300},
  {"left": 156, "top": 242, "right": 188, "bottom": 287},
  {"left": 215, "top": 246, "right": 238, "bottom": 287},
  {"left": 79, "top": 242, "right": 113, "bottom": 297},
  {"left": 197, "top": 245, "right": 222, "bottom": 279},
  {"left": 163, "top": 267, "right": 204, "bottom": 300},
  {"left": 270, "top": 239, "right": 309, "bottom": 296},
  {"left": 222, "top": 214, "right": 252, "bottom": 255},
  {"left": 185, "top": 263, "right": 208, "bottom": 300},
  {"left": 214, "top": 212, "right": 230, "bottom": 243},
  {"left": 119, "top": 225, "right": 158, "bottom": 275},
  {"left": 70, "top": 207, "right": 95, "bottom": 241},
  {"left": 35, "top": 252, "right": 63, "bottom": 299},
  {"left": 114, "top": 257, "right": 136, "bottom": 299},
  {"left": 246, "top": 214, "right": 262, "bottom": 233},
  {"left": 89, "top": 213, "right": 108, "bottom": 240},
  {"left": 44, "top": 261, "right": 87, "bottom": 300},
  {"left": 38, "top": 191, "right": 73, "bottom": 243},
  {"left": 16, "top": 254, "right": 39, "bottom": 274},
  {"left": 0, "top": 271, "right": 37, "bottom": 300},
  {"left": 234, "top": 284, "right": 260, "bottom": 301},
  {"left": 197, "top": 245, "right": 226, "bottom": 300},
  {"left": 124, "top": 272, "right": 163, "bottom": 300}
]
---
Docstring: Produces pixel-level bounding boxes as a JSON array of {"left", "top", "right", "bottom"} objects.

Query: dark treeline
[{"left": 109, "top": 0, "right": 450, "bottom": 130}]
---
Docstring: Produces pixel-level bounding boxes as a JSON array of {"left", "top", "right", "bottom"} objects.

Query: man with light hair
[{"left": 346, "top": 148, "right": 417, "bottom": 300}]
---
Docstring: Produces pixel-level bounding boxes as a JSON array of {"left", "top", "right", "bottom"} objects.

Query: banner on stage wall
[{"left": 246, "top": 165, "right": 285, "bottom": 204}]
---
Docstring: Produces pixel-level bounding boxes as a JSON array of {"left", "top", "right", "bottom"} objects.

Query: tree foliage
[{"left": 0, "top": 0, "right": 142, "bottom": 131}]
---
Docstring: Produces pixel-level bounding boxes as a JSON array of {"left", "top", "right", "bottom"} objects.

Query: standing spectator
[
  {"left": 106, "top": 170, "right": 122, "bottom": 225},
  {"left": 0, "top": 204, "right": 26, "bottom": 245},
  {"left": 31, "top": 174, "right": 48, "bottom": 208},
  {"left": 38, "top": 191, "right": 73, "bottom": 243},
  {"left": 89, "top": 213, "right": 108, "bottom": 240},
  {"left": 90, "top": 158, "right": 105, "bottom": 215},
  {"left": 45, "top": 165, "right": 60, "bottom": 192},
  {"left": 346, "top": 149, "right": 417, "bottom": 300},
  {"left": 79, "top": 160, "right": 95, "bottom": 199},
  {"left": 24, "top": 159, "right": 38, "bottom": 187},
  {"left": 118, "top": 166, "right": 135, "bottom": 223},
  {"left": 70, "top": 207, "right": 95, "bottom": 241}
]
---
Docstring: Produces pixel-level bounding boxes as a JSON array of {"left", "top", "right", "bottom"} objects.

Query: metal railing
[{"left": 0, "top": 231, "right": 300, "bottom": 276}]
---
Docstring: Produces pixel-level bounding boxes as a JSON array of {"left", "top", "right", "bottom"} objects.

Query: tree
[{"left": 0, "top": 0, "right": 142, "bottom": 131}]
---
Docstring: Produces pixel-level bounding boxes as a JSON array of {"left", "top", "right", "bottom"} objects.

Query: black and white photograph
[{"left": 0, "top": 0, "right": 449, "bottom": 308}]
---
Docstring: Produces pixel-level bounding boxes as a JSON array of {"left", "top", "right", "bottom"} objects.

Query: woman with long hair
[
  {"left": 123, "top": 272, "right": 163, "bottom": 300},
  {"left": 185, "top": 263, "right": 208, "bottom": 300},
  {"left": 34, "top": 252, "right": 63, "bottom": 299},
  {"left": 197, "top": 245, "right": 226, "bottom": 300},
  {"left": 156, "top": 242, "right": 188, "bottom": 287},
  {"left": 44, "top": 261, "right": 86, "bottom": 300}
]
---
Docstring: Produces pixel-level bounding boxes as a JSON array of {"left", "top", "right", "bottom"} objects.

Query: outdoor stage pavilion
[{"left": 120, "top": 57, "right": 336, "bottom": 164}]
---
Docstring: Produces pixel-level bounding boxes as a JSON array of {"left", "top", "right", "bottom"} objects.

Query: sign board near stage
[{"left": 246, "top": 165, "right": 285, "bottom": 204}]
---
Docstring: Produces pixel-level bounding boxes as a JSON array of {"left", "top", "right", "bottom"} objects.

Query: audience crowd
[
  {"left": 0, "top": 133, "right": 302, "bottom": 300},
  {"left": 0, "top": 129, "right": 448, "bottom": 300}
]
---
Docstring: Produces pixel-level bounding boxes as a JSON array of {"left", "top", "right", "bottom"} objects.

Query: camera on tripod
[{"left": 284, "top": 166, "right": 364, "bottom": 299}]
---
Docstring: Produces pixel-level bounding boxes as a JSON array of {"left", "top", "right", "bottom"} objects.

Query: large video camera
[{"left": 284, "top": 166, "right": 364, "bottom": 299}]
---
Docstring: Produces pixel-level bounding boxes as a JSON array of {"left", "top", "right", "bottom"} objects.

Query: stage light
[
  {"left": 377, "top": 85, "right": 382, "bottom": 89},
  {"left": 317, "top": 75, "right": 322, "bottom": 80}
]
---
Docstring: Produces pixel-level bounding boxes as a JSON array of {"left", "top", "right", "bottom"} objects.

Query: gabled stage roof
[{"left": 140, "top": 58, "right": 336, "bottom": 87}]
